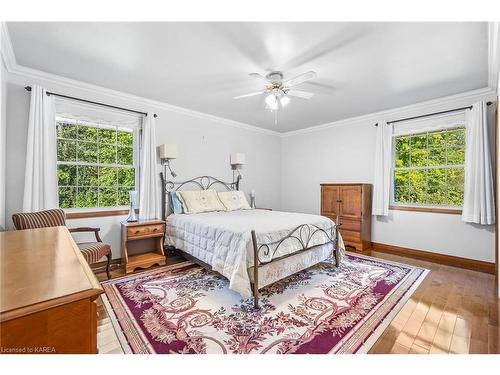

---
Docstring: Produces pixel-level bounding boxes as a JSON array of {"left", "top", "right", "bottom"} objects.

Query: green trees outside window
[
  {"left": 393, "top": 127, "right": 465, "bottom": 207},
  {"left": 56, "top": 120, "right": 136, "bottom": 209}
]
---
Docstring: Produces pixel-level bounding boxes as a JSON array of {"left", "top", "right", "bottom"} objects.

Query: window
[
  {"left": 393, "top": 127, "right": 465, "bottom": 207},
  {"left": 56, "top": 118, "right": 138, "bottom": 209}
]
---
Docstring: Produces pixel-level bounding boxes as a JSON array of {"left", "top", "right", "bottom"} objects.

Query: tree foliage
[
  {"left": 56, "top": 121, "right": 135, "bottom": 208},
  {"left": 394, "top": 128, "right": 465, "bottom": 207}
]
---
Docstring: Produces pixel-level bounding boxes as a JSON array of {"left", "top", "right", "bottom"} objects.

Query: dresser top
[
  {"left": 0, "top": 226, "right": 103, "bottom": 322},
  {"left": 121, "top": 219, "right": 166, "bottom": 227},
  {"left": 320, "top": 183, "right": 372, "bottom": 186}
]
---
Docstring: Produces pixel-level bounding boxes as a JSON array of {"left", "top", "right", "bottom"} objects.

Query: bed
[{"left": 161, "top": 175, "right": 344, "bottom": 308}]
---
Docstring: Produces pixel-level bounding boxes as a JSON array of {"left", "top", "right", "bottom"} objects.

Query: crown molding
[
  {"left": 282, "top": 87, "right": 497, "bottom": 137},
  {"left": 1, "top": 26, "right": 280, "bottom": 137},
  {"left": 0, "top": 22, "right": 16, "bottom": 71},
  {"left": 488, "top": 22, "right": 500, "bottom": 93},
  {"left": 7, "top": 63, "right": 281, "bottom": 136},
  {"left": 3, "top": 21, "right": 497, "bottom": 139}
]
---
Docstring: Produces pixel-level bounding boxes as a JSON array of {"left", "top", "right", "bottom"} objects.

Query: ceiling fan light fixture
[
  {"left": 265, "top": 94, "right": 278, "bottom": 110},
  {"left": 237, "top": 70, "right": 317, "bottom": 122},
  {"left": 280, "top": 95, "right": 290, "bottom": 107}
]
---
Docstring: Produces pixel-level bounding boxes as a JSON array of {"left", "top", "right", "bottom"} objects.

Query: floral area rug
[{"left": 101, "top": 253, "right": 428, "bottom": 354}]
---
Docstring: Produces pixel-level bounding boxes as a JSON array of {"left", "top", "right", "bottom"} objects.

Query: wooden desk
[
  {"left": 0, "top": 227, "right": 103, "bottom": 354},
  {"left": 121, "top": 220, "right": 166, "bottom": 274}
]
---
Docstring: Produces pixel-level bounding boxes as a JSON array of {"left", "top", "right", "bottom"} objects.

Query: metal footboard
[{"left": 250, "top": 216, "right": 340, "bottom": 309}]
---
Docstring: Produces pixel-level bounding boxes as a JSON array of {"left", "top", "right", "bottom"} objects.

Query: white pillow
[
  {"left": 218, "top": 191, "right": 251, "bottom": 211},
  {"left": 177, "top": 190, "right": 226, "bottom": 214}
]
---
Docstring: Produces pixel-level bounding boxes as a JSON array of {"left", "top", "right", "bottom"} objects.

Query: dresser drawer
[
  {"left": 339, "top": 229, "right": 361, "bottom": 243},
  {"left": 127, "top": 224, "right": 164, "bottom": 238},
  {"left": 340, "top": 218, "right": 361, "bottom": 232}
]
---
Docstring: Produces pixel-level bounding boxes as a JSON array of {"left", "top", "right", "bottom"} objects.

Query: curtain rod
[
  {"left": 24, "top": 86, "right": 157, "bottom": 118},
  {"left": 374, "top": 101, "right": 493, "bottom": 126}
]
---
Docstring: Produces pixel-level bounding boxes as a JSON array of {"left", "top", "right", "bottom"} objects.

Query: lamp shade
[
  {"left": 230, "top": 153, "right": 245, "bottom": 165},
  {"left": 159, "top": 144, "right": 178, "bottom": 159}
]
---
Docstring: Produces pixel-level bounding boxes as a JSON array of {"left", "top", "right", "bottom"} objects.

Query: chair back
[{"left": 12, "top": 209, "right": 66, "bottom": 230}]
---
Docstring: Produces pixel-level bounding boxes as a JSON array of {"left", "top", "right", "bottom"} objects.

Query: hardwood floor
[{"left": 93, "top": 251, "right": 500, "bottom": 354}]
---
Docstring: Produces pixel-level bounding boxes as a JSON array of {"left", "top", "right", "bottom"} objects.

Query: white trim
[
  {"left": 3, "top": 59, "right": 281, "bottom": 137},
  {"left": 1, "top": 22, "right": 497, "bottom": 137},
  {"left": 488, "top": 22, "right": 500, "bottom": 93},
  {"left": 282, "top": 87, "right": 496, "bottom": 137},
  {"left": 0, "top": 23, "right": 279, "bottom": 137},
  {"left": 0, "top": 22, "right": 16, "bottom": 71}
]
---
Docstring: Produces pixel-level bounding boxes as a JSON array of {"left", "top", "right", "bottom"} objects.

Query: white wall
[
  {"left": 281, "top": 92, "right": 497, "bottom": 263},
  {"left": 0, "top": 59, "right": 6, "bottom": 231},
  {"left": 3, "top": 67, "right": 497, "bottom": 264},
  {"left": 4, "top": 72, "right": 281, "bottom": 258}
]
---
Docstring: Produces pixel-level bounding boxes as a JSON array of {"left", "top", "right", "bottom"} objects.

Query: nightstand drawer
[{"left": 127, "top": 224, "right": 164, "bottom": 238}]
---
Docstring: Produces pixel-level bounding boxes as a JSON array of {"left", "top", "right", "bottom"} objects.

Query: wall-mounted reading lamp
[
  {"left": 160, "top": 144, "right": 178, "bottom": 178},
  {"left": 230, "top": 153, "right": 245, "bottom": 189}
]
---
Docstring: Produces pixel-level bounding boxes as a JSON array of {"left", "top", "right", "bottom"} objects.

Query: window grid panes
[
  {"left": 56, "top": 119, "right": 136, "bottom": 209},
  {"left": 393, "top": 127, "right": 465, "bottom": 207}
]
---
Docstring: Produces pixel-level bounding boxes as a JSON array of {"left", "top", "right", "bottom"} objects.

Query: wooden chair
[{"left": 12, "top": 209, "right": 112, "bottom": 279}]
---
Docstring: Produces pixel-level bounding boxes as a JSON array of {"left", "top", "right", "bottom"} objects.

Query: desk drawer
[{"left": 127, "top": 224, "right": 164, "bottom": 238}]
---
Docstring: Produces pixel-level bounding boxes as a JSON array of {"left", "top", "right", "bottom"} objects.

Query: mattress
[{"left": 166, "top": 209, "right": 342, "bottom": 298}]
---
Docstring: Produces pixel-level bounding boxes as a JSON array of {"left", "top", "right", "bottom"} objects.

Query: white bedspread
[{"left": 166, "top": 209, "right": 339, "bottom": 298}]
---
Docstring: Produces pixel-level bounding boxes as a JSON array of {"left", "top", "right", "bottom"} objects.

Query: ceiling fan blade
[
  {"left": 249, "top": 73, "right": 270, "bottom": 82},
  {"left": 284, "top": 71, "right": 317, "bottom": 87},
  {"left": 287, "top": 90, "right": 315, "bottom": 99},
  {"left": 233, "top": 91, "right": 265, "bottom": 99}
]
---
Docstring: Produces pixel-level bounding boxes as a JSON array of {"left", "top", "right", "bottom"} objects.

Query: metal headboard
[{"left": 160, "top": 173, "right": 240, "bottom": 219}]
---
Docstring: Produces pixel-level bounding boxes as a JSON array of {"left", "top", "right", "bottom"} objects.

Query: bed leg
[
  {"left": 251, "top": 230, "right": 260, "bottom": 310},
  {"left": 333, "top": 242, "right": 340, "bottom": 267},
  {"left": 334, "top": 215, "right": 340, "bottom": 267},
  {"left": 254, "top": 288, "right": 259, "bottom": 309}
]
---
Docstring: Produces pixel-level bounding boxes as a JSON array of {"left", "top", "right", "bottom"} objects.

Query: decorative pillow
[
  {"left": 217, "top": 191, "right": 251, "bottom": 211},
  {"left": 177, "top": 190, "right": 226, "bottom": 214},
  {"left": 169, "top": 192, "right": 185, "bottom": 214}
]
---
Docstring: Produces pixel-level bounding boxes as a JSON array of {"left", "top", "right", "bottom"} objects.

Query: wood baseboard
[{"left": 371, "top": 242, "right": 495, "bottom": 274}]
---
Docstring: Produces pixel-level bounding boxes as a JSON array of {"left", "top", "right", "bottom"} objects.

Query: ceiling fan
[{"left": 234, "top": 70, "right": 317, "bottom": 112}]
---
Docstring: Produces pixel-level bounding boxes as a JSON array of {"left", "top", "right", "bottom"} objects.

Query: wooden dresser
[
  {"left": 0, "top": 227, "right": 103, "bottom": 354},
  {"left": 320, "top": 183, "right": 372, "bottom": 251}
]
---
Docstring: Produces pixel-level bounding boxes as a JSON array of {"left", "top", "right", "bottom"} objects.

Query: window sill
[
  {"left": 65, "top": 208, "right": 138, "bottom": 219},
  {"left": 389, "top": 205, "right": 462, "bottom": 215}
]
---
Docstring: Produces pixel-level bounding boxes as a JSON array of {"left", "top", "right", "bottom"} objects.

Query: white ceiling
[{"left": 7, "top": 22, "right": 489, "bottom": 132}]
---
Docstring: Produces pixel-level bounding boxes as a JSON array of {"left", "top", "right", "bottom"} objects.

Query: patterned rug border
[
  {"left": 351, "top": 254, "right": 429, "bottom": 353},
  {"left": 100, "top": 255, "right": 429, "bottom": 354},
  {"left": 101, "top": 261, "right": 195, "bottom": 354}
]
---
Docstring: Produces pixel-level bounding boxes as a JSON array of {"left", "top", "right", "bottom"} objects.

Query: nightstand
[{"left": 121, "top": 220, "right": 166, "bottom": 274}]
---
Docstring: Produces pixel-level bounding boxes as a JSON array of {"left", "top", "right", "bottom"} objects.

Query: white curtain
[
  {"left": 22, "top": 85, "right": 58, "bottom": 212},
  {"left": 372, "top": 121, "right": 394, "bottom": 216},
  {"left": 462, "top": 101, "right": 495, "bottom": 225},
  {"left": 139, "top": 114, "right": 161, "bottom": 220}
]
